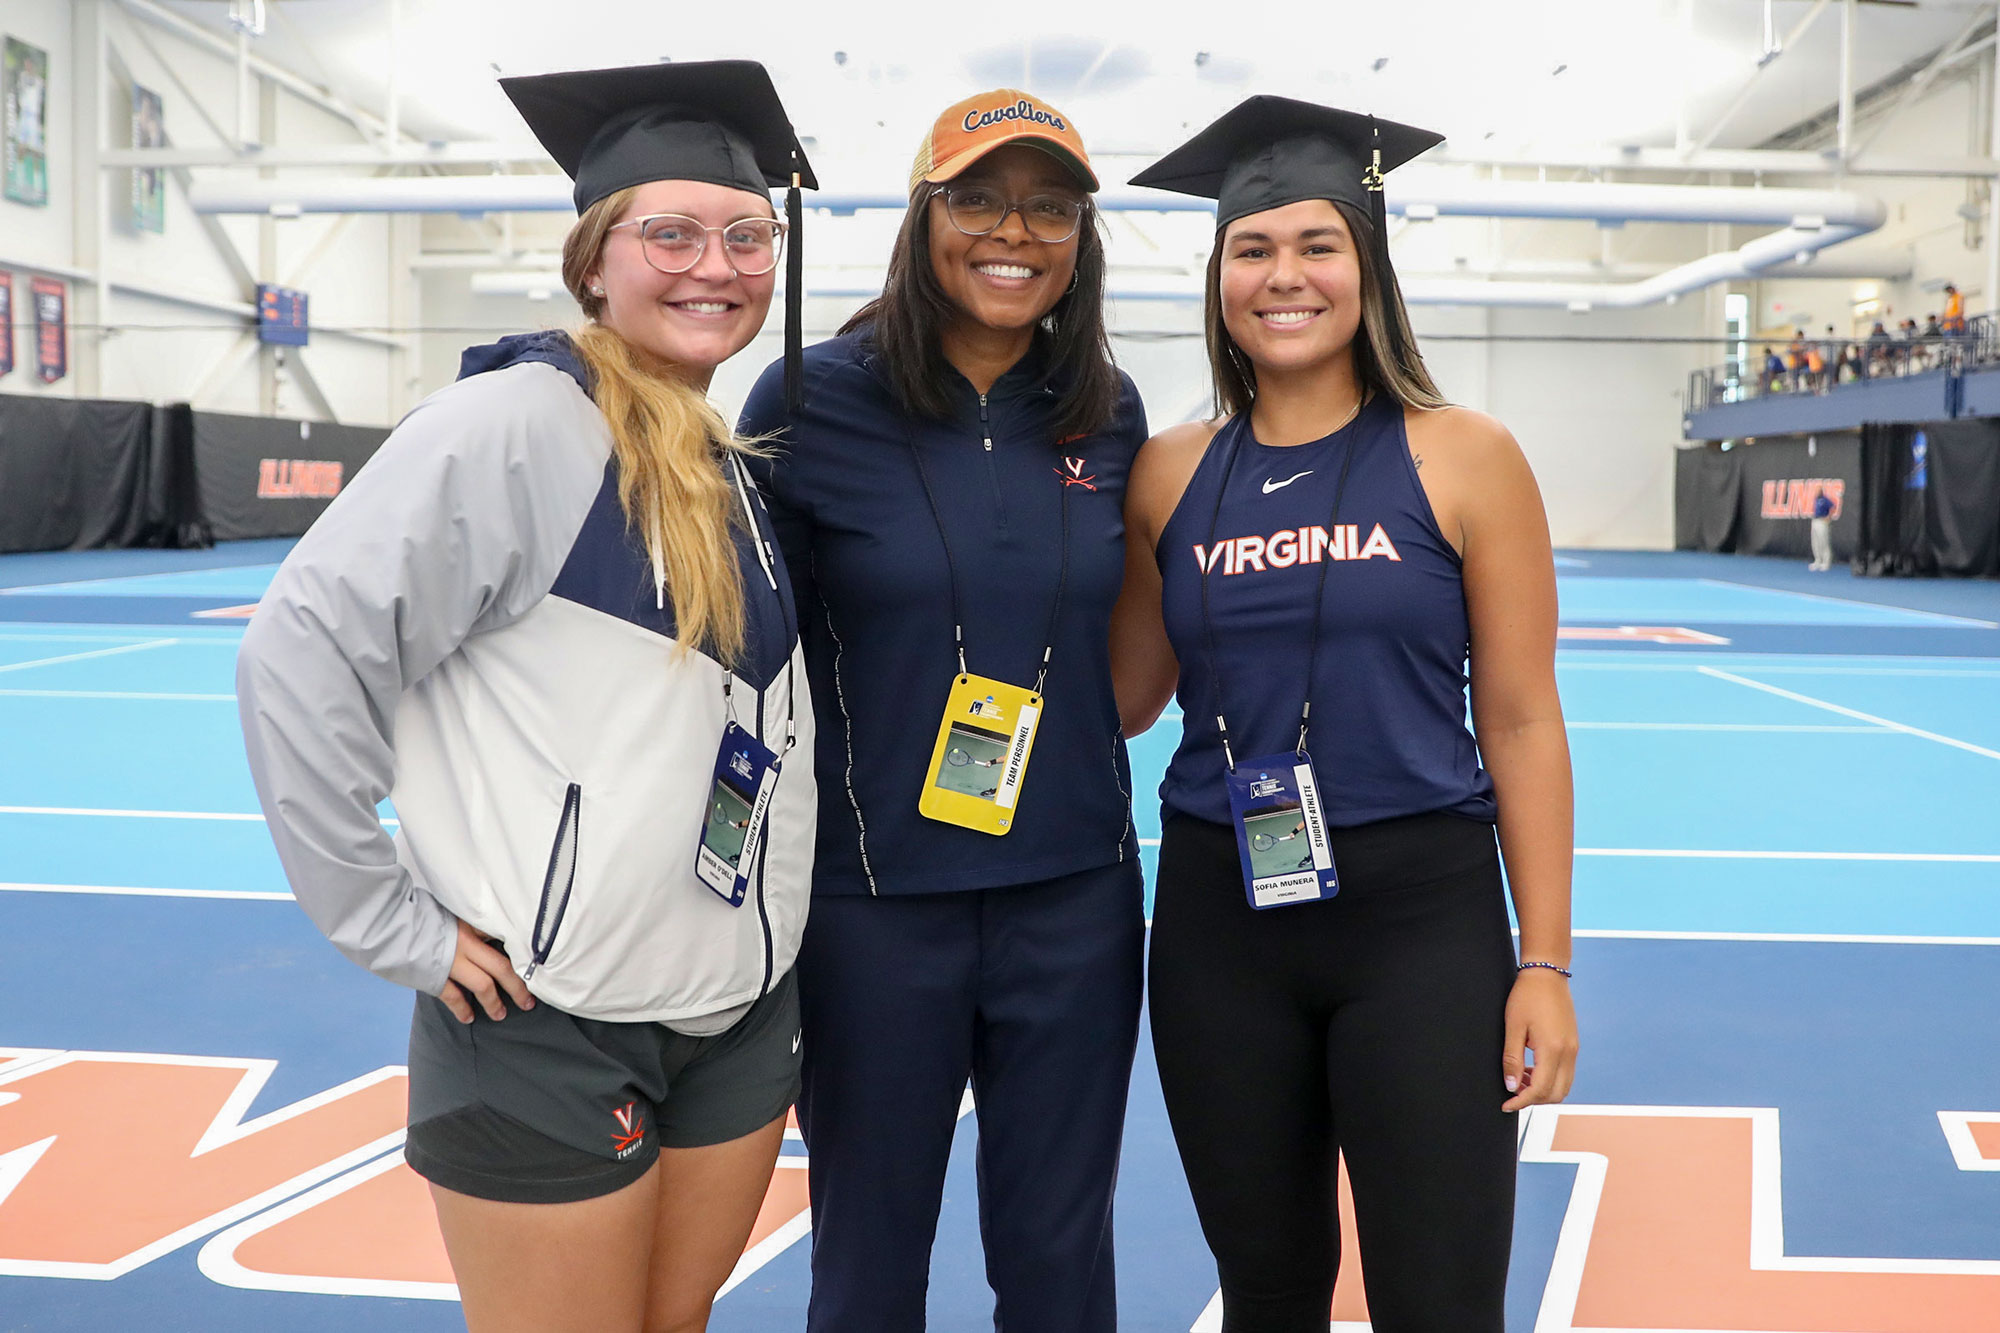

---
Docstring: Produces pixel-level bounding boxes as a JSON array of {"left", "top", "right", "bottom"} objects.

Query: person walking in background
[
  {"left": 1942, "top": 282, "right": 1965, "bottom": 336},
  {"left": 1810, "top": 489, "right": 1836, "bottom": 571},
  {"left": 1759, "top": 345, "right": 1784, "bottom": 395},
  {"left": 1805, "top": 333, "right": 1827, "bottom": 393},
  {"left": 1788, "top": 328, "right": 1808, "bottom": 391}
]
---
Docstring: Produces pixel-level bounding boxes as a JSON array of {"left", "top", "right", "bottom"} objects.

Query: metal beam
[
  {"left": 282, "top": 350, "right": 340, "bottom": 423},
  {"left": 1694, "top": 0, "right": 1835, "bottom": 152},
  {"left": 1988, "top": 6, "right": 2000, "bottom": 312},
  {"left": 1852, "top": 7, "right": 1992, "bottom": 157},
  {"left": 1837, "top": 0, "right": 1856, "bottom": 164},
  {"left": 108, "top": 3, "right": 230, "bottom": 145},
  {"left": 103, "top": 37, "right": 261, "bottom": 300},
  {"left": 115, "top": 0, "right": 402, "bottom": 144}
]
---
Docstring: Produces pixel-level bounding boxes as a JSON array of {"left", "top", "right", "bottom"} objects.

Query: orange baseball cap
[{"left": 909, "top": 89, "right": 1098, "bottom": 195}]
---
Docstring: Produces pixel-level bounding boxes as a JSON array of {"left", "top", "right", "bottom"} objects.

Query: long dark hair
[
  {"left": 840, "top": 186, "right": 1120, "bottom": 441},
  {"left": 1205, "top": 199, "right": 1446, "bottom": 418}
]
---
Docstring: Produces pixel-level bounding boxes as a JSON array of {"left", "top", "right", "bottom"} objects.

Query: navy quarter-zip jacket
[{"left": 740, "top": 330, "right": 1147, "bottom": 896}]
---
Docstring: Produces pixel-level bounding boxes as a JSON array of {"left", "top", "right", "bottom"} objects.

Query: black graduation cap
[
  {"left": 1130, "top": 96, "right": 1442, "bottom": 280},
  {"left": 500, "top": 60, "right": 819, "bottom": 408}
]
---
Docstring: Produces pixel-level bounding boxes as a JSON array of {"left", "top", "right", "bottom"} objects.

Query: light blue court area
[
  {"left": 0, "top": 564, "right": 282, "bottom": 600},
  {"left": 6, "top": 546, "right": 2000, "bottom": 1332},
  {"left": 1556, "top": 576, "right": 1996, "bottom": 626},
  {"left": 1132, "top": 650, "right": 2000, "bottom": 940}
]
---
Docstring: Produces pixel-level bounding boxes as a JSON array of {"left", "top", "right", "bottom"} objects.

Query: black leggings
[{"left": 1149, "top": 811, "right": 1518, "bottom": 1333}]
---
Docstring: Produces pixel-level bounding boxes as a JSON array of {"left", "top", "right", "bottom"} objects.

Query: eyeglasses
[
  {"left": 930, "top": 185, "right": 1087, "bottom": 244},
  {"left": 606, "top": 213, "right": 788, "bottom": 276}
]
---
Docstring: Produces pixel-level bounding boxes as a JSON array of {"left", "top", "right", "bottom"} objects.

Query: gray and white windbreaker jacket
[{"left": 237, "top": 331, "right": 815, "bottom": 1025}]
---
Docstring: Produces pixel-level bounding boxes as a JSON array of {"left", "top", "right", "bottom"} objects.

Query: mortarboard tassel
[
  {"left": 785, "top": 160, "right": 804, "bottom": 414},
  {"left": 1363, "top": 117, "right": 1391, "bottom": 285}
]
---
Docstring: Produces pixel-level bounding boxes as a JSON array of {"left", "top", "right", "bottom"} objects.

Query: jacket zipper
[
  {"left": 977, "top": 391, "right": 1009, "bottom": 533},
  {"left": 523, "top": 782, "right": 582, "bottom": 980}
]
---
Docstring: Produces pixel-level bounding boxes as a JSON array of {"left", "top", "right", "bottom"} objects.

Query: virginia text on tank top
[{"left": 1157, "top": 394, "right": 1496, "bottom": 827}]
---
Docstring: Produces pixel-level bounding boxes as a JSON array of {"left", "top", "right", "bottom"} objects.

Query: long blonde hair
[{"left": 561, "top": 187, "right": 760, "bottom": 667}]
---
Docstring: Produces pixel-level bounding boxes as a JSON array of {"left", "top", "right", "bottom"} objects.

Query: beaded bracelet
[{"left": 1518, "top": 961, "right": 1573, "bottom": 979}]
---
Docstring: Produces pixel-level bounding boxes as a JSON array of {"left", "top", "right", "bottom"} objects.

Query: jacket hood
[{"left": 458, "top": 329, "right": 591, "bottom": 394}]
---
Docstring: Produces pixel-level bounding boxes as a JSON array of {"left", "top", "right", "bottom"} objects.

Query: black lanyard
[
  {"left": 1198, "top": 408, "right": 1361, "bottom": 772},
  {"left": 904, "top": 423, "right": 1071, "bottom": 694},
  {"left": 725, "top": 454, "right": 798, "bottom": 754}
]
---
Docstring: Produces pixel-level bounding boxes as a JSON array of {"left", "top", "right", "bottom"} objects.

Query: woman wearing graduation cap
[
  {"left": 1112, "top": 98, "right": 1579, "bottom": 1330},
  {"left": 737, "top": 91, "right": 1148, "bottom": 1332},
  {"left": 238, "top": 62, "right": 818, "bottom": 1332}
]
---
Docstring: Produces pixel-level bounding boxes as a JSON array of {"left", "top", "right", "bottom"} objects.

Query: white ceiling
[{"left": 158, "top": 0, "right": 1996, "bottom": 189}]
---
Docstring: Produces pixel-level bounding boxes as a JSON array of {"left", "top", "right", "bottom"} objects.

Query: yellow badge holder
[
  {"left": 901, "top": 422, "right": 1076, "bottom": 838},
  {"left": 920, "top": 672, "right": 1044, "bottom": 835}
]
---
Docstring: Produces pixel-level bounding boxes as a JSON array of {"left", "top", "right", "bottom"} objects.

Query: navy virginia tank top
[{"left": 1158, "top": 393, "right": 1496, "bottom": 827}]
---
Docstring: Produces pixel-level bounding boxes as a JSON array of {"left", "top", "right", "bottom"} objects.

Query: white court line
[
  {"left": 1134, "top": 838, "right": 2000, "bottom": 863},
  {"left": 0, "top": 689, "right": 234, "bottom": 701},
  {"left": 1698, "top": 665, "right": 2000, "bottom": 761},
  {"left": 1575, "top": 847, "right": 2000, "bottom": 862},
  {"left": 0, "top": 804, "right": 266, "bottom": 822},
  {"left": 0, "top": 882, "right": 291, "bottom": 901},
  {"left": 0, "top": 640, "right": 175, "bottom": 674},
  {"left": 1693, "top": 577, "right": 2000, "bottom": 627},
  {"left": 0, "top": 805, "right": 397, "bottom": 827},
  {"left": 1556, "top": 659, "right": 2000, "bottom": 676},
  {"left": 1574, "top": 928, "right": 2000, "bottom": 946},
  {"left": 1565, "top": 721, "right": 1889, "bottom": 732}
]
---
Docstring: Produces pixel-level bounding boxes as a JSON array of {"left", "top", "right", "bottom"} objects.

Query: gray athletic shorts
[{"left": 404, "top": 968, "right": 800, "bottom": 1204}]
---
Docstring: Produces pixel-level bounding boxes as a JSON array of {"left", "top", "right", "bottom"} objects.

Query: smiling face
[
  {"left": 585, "top": 178, "right": 777, "bottom": 382},
  {"left": 1217, "top": 198, "right": 1364, "bottom": 379},
  {"left": 927, "top": 144, "right": 1084, "bottom": 337}
]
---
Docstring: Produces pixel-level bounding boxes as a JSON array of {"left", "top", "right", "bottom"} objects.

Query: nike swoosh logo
[
  {"left": 792, "top": 1032, "right": 802, "bottom": 1054},
  {"left": 1262, "top": 470, "right": 1313, "bottom": 494}
]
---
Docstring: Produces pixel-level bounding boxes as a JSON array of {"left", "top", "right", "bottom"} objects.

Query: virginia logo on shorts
[{"left": 611, "top": 1102, "right": 646, "bottom": 1159}]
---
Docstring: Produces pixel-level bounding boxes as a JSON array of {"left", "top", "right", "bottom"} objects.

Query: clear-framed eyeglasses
[
  {"left": 930, "top": 185, "right": 1088, "bottom": 244},
  {"left": 606, "top": 213, "right": 789, "bottom": 276}
]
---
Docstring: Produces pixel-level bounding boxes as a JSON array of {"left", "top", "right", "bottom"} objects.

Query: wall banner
[
  {"left": 3, "top": 36, "right": 49, "bottom": 207},
  {"left": 31, "top": 276, "right": 66, "bottom": 384},
  {"left": 0, "top": 271, "right": 13, "bottom": 378},
  {"left": 131, "top": 83, "right": 165, "bottom": 233}
]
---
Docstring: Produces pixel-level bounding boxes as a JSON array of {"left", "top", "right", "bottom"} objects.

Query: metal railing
[{"left": 1687, "top": 312, "right": 1999, "bottom": 416}]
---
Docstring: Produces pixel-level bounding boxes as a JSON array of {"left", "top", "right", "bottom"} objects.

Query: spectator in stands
[
  {"left": 1788, "top": 328, "right": 1808, "bottom": 391},
  {"left": 1943, "top": 283, "right": 1966, "bottom": 336},
  {"left": 1809, "top": 490, "right": 1836, "bottom": 572},
  {"left": 1900, "top": 318, "right": 1920, "bottom": 374},
  {"left": 1867, "top": 321, "right": 1891, "bottom": 378},
  {"left": 1836, "top": 339, "right": 1862, "bottom": 386},
  {"left": 1805, "top": 333, "right": 1827, "bottom": 393},
  {"left": 1760, "top": 345, "right": 1784, "bottom": 395}
]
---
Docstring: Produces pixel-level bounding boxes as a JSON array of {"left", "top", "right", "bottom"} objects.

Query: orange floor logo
[
  {"left": 7, "top": 1050, "right": 1997, "bottom": 1328},
  {"left": 1521, "top": 1104, "right": 2000, "bottom": 1332},
  {"left": 0, "top": 1048, "right": 811, "bottom": 1298}
]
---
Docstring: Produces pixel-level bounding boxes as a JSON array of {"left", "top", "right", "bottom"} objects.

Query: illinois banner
[
  {"left": 0, "top": 272, "right": 13, "bottom": 377},
  {"left": 31, "top": 277, "right": 65, "bottom": 384},
  {"left": 3, "top": 37, "right": 48, "bottom": 207},
  {"left": 131, "top": 83, "right": 164, "bottom": 234}
]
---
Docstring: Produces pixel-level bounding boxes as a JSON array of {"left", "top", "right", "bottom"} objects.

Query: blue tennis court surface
[{"left": 5, "top": 545, "right": 1999, "bottom": 1332}]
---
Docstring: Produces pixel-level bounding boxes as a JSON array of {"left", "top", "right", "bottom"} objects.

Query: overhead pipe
[
  {"left": 187, "top": 175, "right": 1886, "bottom": 230},
  {"left": 1402, "top": 220, "right": 1882, "bottom": 310}
]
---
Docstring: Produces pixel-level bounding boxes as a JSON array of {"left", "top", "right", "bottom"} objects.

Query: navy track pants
[{"left": 795, "top": 858, "right": 1144, "bottom": 1333}]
